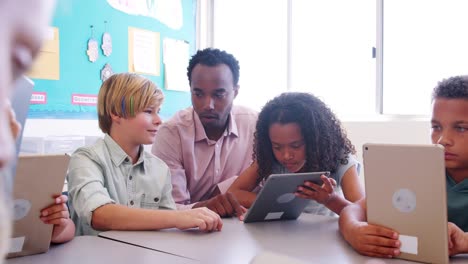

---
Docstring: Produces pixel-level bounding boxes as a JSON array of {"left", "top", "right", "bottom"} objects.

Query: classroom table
[
  {"left": 5, "top": 235, "right": 197, "bottom": 264},
  {"left": 99, "top": 214, "right": 468, "bottom": 264}
]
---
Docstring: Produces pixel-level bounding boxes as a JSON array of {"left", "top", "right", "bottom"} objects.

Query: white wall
[{"left": 22, "top": 118, "right": 432, "bottom": 178}]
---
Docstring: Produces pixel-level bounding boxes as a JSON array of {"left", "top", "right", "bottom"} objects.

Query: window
[
  {"left": 382, "top": 0, "right": 468, "bottom": 115},
  {"left": 209, "top": 0, "right": 467, "bottom": 118},
  {"left": 213, "top": 0, "right": 288, "bottom": 111},
  {"left": 291, "top": 0, "right": 376, "bottom": 120}
]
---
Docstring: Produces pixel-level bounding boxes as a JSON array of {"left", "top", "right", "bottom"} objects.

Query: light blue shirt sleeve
[
  {"left": 331, "top": 154, "right": 360, "bottom": 187},
  {"left": 67, "top": 148, "right": 115, "bottom": 228}
]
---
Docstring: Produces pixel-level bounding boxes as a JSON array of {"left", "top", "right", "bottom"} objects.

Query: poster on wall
[
  {"left": 106, "top": 0, "right": 183, "bottom": 29},
  {"left": 128, "top": 27, "right": 160, "bottom": 76},
  {"left": 163, "top": 38, "right": 190, "bottom": 91},
  {"left": 26, "top": 27, "right": 60, "bottom": 80}
]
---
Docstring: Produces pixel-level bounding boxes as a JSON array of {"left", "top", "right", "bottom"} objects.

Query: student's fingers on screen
[{"left": 321, "top": 177, "right": 335, "bottom": 193}]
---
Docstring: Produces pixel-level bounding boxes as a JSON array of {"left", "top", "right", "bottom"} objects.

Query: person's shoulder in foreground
[{"left": 0, "top": 0, "right": 66, "bottom": 259}]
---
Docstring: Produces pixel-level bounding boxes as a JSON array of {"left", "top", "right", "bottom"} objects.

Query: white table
[
  {"left": 5, "top": 236, "right": 196, "bottom": 264},
  {"left": 99, "top": 214, "right": 468, "bottom": 264}
]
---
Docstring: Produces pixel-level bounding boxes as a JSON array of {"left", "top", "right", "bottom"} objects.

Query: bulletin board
[
  {"left": 27, "top": 27, "right": 60, "bottom": 80},
  {"left": 27, "top": 0, "right": 196, "bottom": 120}
]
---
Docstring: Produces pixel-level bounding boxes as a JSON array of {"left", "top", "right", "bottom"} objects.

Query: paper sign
[
  {"left": 71, "top": 94, "right": 98, "bottom": 106},
  {"left": 399, "top": 235, "right": 418, "bottom": 255},
  {"left": 30, "top": 92, "right": 47, "bottom": 104},
  {"left": 8, "top": 237, "right": 25, "bottom": 253},
  {"left": 265, "top": 212, "right": 284, "bottom": 221}
]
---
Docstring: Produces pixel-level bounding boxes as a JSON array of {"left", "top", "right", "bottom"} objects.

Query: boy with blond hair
[{"left": 68, "top": 73, "right": 222, "bottom": 236}]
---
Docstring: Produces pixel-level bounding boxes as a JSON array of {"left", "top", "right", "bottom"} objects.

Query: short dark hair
[
  {"left": 432, "top": 75, "right": 468, "bottom": 101},
  {"left": 253, "top": 92, "right": 355, "bottom": 184},
  {"left": 187, "top": 48, "right": 240, "bottom": 86}
]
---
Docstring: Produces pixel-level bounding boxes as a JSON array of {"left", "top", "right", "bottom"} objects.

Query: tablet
[
  {"left": 364, "top": 143, "right": 448, "bottom": 264},
  {"left": 243, "top": 171, "right": 329, "bottom": 223},
  {"left": 7, "top": 154, "right": 70, "bottom": 258}
]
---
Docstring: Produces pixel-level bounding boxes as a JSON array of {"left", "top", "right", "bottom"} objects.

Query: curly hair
[
  {"left": 186, "top": 48, "right": 240, "bottom": 86},
  {"left": 432, "top": 75, "right": 468, "bottom": 100},
  {"left": 253, "top": 92, "right": 355, "bottom": 183}
]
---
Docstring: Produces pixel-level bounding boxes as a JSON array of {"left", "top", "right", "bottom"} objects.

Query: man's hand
[{"left": 194, "top": 192, "right": 247, "bottom": 220}]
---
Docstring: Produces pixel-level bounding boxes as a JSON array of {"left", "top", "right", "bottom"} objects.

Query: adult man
[{"left": 152, "top": 48, "right": 257, "bottom": 217}]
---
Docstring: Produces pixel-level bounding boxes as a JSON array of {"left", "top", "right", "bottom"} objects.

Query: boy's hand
[
  {"left": 40, "top": 194, "right": 70, "bottom": 226},
  {"left": 295, "top": 174, "right": 337, "bottom": 204},
  {"left": 342, "top": 221, "right": 400, "bottom": 258},
  {"left": 175, "top": 207, "right": 223, "bottom": 232},
  {"left": 448, "top": 222, "right": 468, "bottom": 256},
  {"left": 40, "top": 194, "right": 75, "bottom": 243}
]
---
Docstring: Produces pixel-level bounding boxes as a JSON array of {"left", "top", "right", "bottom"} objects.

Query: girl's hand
[{"left": 294, "top": 174, "right": 337, "bottom": 204}]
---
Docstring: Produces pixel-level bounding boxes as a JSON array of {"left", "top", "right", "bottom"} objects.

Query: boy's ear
[{"left": 110, "top": 113, "right": 121, "bottom": 124}]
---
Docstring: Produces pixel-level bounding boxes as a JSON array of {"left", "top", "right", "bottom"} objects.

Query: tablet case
[{"left": 244, "top": 172, "right": 328, "bottom": 223}]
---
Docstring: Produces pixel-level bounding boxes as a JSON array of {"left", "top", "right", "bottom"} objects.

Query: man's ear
[{"left": 233, "top": 85, "right": 240, "bottom": 98}]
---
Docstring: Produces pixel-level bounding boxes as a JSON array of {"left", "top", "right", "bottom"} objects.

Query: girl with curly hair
[{"left": 228, "top": 92, "right": 364, "bottom": 216}]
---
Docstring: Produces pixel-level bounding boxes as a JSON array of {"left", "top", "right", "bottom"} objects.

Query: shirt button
[
  {"left": 130, "top": 200, "right": 134, "bottom": 205},
  {"left": 154, "top": 197, "right": 159, "bottom": 202},
  {"left": 129, "top": 175, "right": 133, "bottom": 180}
]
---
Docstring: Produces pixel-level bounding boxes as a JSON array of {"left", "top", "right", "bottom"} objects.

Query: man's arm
[{"left": 339, "top": 199, "right": 401, "bottom": 258}]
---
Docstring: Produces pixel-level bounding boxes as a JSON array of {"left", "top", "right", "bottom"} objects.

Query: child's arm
[
  {"left": 295, "top": 165, "right": 363, "bottom": 214},
  {"left": 227, "top": 162, "right": 260, "bottom": 208},
  {"left": 448, "top": 222, "right": 468, "bottom": 256},
  {"left": 91, "top": 204, "right": 223, "bottom": 232},
  {"left": 339, "top": 199, "right": 400, "bottom": 258},
  {"left": 40, "top": 194, "right": 75, "bottom": 244}
]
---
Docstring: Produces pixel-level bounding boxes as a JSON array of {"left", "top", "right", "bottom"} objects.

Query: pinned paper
[
  {"left": 265, "top": 212, "right": 284, "bottom": 221},
  {"left": 8, "top": 237, "right": 25, "bottom": 253},
  {"left": 399, "top": 235, "right": 418, "bottom": 255}
]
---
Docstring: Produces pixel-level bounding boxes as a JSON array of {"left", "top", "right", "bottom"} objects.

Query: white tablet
[
  {"left": 243, "top": 171, "right": 328, "bottom": 223},
  {"left": 364, "top": 143, "right": 448, "bottom": 264}
]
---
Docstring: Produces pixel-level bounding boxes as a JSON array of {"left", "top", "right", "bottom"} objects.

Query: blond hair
[{"left": 98, "top": 73, "right": 163, "bottom": 133}]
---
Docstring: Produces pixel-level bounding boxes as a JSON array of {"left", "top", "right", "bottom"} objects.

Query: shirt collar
[
  {"left": 104, "top": 134, "right": 145, "bottom": 167},
  {"left": 193, "top": 109, "right": 239, "bottom": 142}
]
